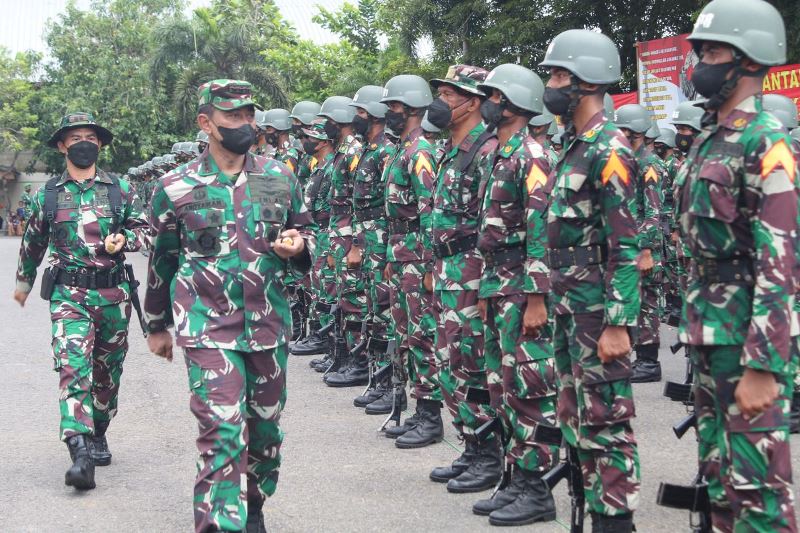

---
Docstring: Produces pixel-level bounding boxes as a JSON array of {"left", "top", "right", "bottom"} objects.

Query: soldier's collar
[
  {"left": 366, "top": 131, "right": 386, "bottom": 150},
  {"left": 403, "top": 126, "right": 425, "bottom": 147},
  {"left": 59, "top": 169, "right": 111, "bottom": 186},
  {"left": 497, "top": 127, "right": 525, "bottom": 159},
  {"left": 197, "top": 150, "right": 259, "bottom": 179},
  {"left": 718, "top": 95, "right": 759, "bottom": 132},
  {"left": 337, "top": 134, "right": 356, "bottom": 153},
  {"left": 449, "top": 121, "right": 485, "bottom": 154},
  {"left": 577, "top": 111, "right": 606, "bottom": 144}
]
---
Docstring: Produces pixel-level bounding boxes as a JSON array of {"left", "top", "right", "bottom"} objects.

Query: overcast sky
[{"left": 0, "top": 0, "right": 343, "bottom": 56}]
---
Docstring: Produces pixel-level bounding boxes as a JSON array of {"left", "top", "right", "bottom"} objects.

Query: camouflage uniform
[
  {"left": 143, "top": 81, "right": 317, "bottom": 533},
  {"left": 478, "top": 127, "right": 559, "bottom": 473},
  {"left": 296, "top": 152, "right": 316, "bottom": 188},
  {"left": 274, "top": 140, "right": 300, "bottom": 176},
  {"left": 547, "top": 111, "right": 642, "bottom": 516},
  {"left": 304, "top": 151, "right": 336, "bottom": 331},
  {"left": 16, "top": 170, "right": 146, "bottom": 441},
  {"left": 676, "top": 95, "right": 797, "bottom": 531},
  {"left": 21, "top": 187, "right": 33, "bottom": 219}
]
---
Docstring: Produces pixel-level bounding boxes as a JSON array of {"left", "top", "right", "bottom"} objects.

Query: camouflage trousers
[
  {"left": 389, "top": 261, "right": 439, "bottom": 401},
  {"left": 484, "top": 294, "right": 558, "bottom": 472},
  {"left": 361, "top": 224, "right": 392, "bottom": 344},
  {"left": 332, "top": 236, "right": 367, "bottom": 347},
  {"left": 553, "top": 311, "right": 640, "bottom": 516},
  {"left": 310, "top": 230, "right": 335, "bottom": 328},
  {"left": 435, "top": 288, "right": 493, "bottom": 437},
  {"left": 50, "top": 296, "right": 130, "bottom": 441},
  {"left": 691, "top": 345, "right": 796, "bottom": 532},
  {"left": 184, "top": 345, "right": 288, "bottom": 533},
  {"left": 638, "top": 267, "right": 662, "bottom": 347}
]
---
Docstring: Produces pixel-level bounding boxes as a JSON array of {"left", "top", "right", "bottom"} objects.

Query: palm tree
[{"left": 150, "top": 0, "right": 291, "bottom": 128}]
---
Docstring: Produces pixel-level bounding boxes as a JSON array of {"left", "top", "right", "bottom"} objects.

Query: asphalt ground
[{"left": 1, "top": 235, "right": 798, "bottom": 532}]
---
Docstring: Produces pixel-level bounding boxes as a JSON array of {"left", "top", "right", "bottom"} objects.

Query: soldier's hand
[
  {"left": 384, "top": 263, "right": 393, "bottom": 280},
  {"left": 735, "top": 368, "right": 779, "bottom": 418},
  {"left": 347, "top": 244, "right": 363, "bottom": 269},
  {"left": 326, "top": 253, "right": 335, "bottom": 268},
  {"left": 147, "top": 330, "right": 173, "bottom": 362},
  {"left": 13, "top": 290, "right": 28, "bottom": 307},
  {"left": 477, "top": 298, "right": 487, "bottom": 322},
  {"left": 638, "top": 248, "right": 654, "bottom": 276},
  {"left": 104, "top": 233, "right": 126, "bottom": 254},
  {"left": 423, "top": 271, "right": 433, "bottom": 293},
  {"left": 523, "top": 294, "right": 547, "bottom": 337},
  {"left": 597, "top": 325, "right": 631, "bottom": 363},
  {"left": 273, "top": 229, "right": 305, "bottom": 259}
]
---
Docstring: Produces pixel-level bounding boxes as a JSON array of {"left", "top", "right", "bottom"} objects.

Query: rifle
[
  {"left": 361, "top": 333, "right": 391, "bottom": 398},
  {"left": 108, "top": 205, "right": 147, "bottom": 338},
  {"left": 378, "top": 341, "right": 402, "bottom": 432},
  {"left": 323, "top": 305, "right": 349, "bottom": 376},
  {"left": 535, "top": 424, "right": 584, "bottom": 533}
]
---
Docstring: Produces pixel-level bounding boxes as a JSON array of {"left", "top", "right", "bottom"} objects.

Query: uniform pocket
[
  {"left": 688, "top": 159, "right": 741, "bottom": 223},
  {"left": 579, "top": 378, "right": 635, "bottom": 427},
  {"left": 513, "top": 358, "right": 558, "bottom": 399},
  {"left": 550, "top": 172, "right": 591, "bottom": 219},
  {"left": 182, "top": 208, "right": 228, "bottom": 257}
]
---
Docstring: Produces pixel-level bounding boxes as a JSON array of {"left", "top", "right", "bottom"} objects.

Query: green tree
[{"left": 0, "top": 48, "right": 40, "bottom": 155}]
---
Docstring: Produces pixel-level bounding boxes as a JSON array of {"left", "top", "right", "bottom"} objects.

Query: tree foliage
[{"left": 0, "top": 48, "right": 40, "bottom": 155}]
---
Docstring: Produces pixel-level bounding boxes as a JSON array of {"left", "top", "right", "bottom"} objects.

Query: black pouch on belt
[{"left": 40, "top": 267, "right": 57, "bottom": 301}]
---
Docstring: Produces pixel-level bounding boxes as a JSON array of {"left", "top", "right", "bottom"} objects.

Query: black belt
[
  {"left": 355, "top": 206, "right": 385, "bottom": 222},
  {"left": 483, "top": 245, "right": 525, "bottom": 268},
  {"left": 434, "top": 234, "right": 478, "bottom": 258},
  {"left": 547, "top": 244, "right": 607, "bottom": 269},
  {"left": 330, "top": 205, "right": 352, "bottom": 215},
  {"left": 54, "top": 265, "right": 127, "bottom": 289},
  {"left": 696, "top": 256, "right": 754, "bottom": 284},
  {"left": 388, "top": 218, "right": 420, "bottom": 234}
]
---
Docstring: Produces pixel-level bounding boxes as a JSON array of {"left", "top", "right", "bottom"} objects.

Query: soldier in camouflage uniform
[
  {"left": 528, "top": 112, "right": 559, "bottom": 168},
  {"left": 469, "top": 64, "right": 559, "bottom": 526},
  {"left": 674, "top": 2, "right": 798, "bottom": 530},
  {"left": 422, "top": 65, "right": 502, "bottom": 494},
  {"left": 144, "top": 80, "right": 316, "bottom": 533},
  {"left": 14, "top": 112, "right": 147, "bottom": 491},
  {"left": 380, "top": 74, "right": 442, "bottom": 449},
  {"left": 20, "top": 183, "right": 33, "bottom": 219},
  {"left": 260, "top": 109, "right": 300, "bottom": 174},
  {"left": 614, "top": 104, "right": 666, "bottom": 383},
  {"left": 290, "top": 101, "right": 322, "bottom": 188},
  {"left": 541, "top": 30, "right": 642, "bottom": 531}
]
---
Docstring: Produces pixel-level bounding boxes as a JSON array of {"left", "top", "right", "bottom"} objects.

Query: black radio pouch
[{"left": 40, "top": 267, "right": 57, "bottom": 301}]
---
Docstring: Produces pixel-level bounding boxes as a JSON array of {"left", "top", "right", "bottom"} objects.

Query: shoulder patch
[
  {"left": 601, "top": 149, "right": 630, "bottom": 186},
  {"left": 349, "top": 154, "right": 360, "bottom": 172},
  {"left": 761, "top": 139, "right": 796, "bottom": 182},
  {"left": 526, "top": 164, "right": 548, "bottom": 193},
  {"left": 414, "top": 153, "right": 432, "bottom": 176},
  {"left": 644, "top": 166, "right": 659, "bottom": 183}
]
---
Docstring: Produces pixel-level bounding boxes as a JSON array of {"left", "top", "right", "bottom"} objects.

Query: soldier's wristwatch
[{"left": 352, "top": 237, "right": 362, "bottom": 247}]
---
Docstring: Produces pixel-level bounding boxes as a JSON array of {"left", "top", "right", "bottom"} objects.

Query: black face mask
[
  {"left": 264, "top": 132, "right": 278, "bottom": 146},
  {"left": 427, "top": 98, "right": 453, "bottom": 130},
  {"left": 323, "top": 121, "right": 341, "bottom": 141},
  {"left": 292, "top": 124, "right": 303, "bottom": 136},
  {"left": 480, "top": 99, "right": 506, "bottom": 131},
  {"left": 655, "top": 144, "right": 669, "bottom": 159},
  {"left": 215, "top": 123, "right": 256, "bottom": 155},
  {"left": 675, "top": 133, "right": 695, "bottom": 154},
  {"left": 691, "top": 61, "right": 735, "bottom": 99},
  {"left": 543, "top": 86, "right": 572, "bottom": 116},
  {"left": 67, "top": 141, "right": 99, "bottom": 169},
  {"left": 352, "top": 115, "right": 369, "bottom": 137},
  {"left": 385, "top": 110, "right": 407, "bottom": 134},
  {"left": 303, "top": 139, "right": 319, "bottom": 154}
]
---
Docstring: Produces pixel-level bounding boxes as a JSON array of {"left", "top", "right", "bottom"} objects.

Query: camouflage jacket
[
  {"left": 328, "top": 134, "right": 362, "bottom": 239},
  {"left": 16, "top": 170, "right": 147, "bottom": 306},
  {"left": 275, "top": 141, "right": 301, "bottom": 176},
  {"left": 304, "top": 152, "right": 335, "bottom": 231},
  {"left": 634, "top": 144, "right": 664, "bottom": 255},
  {"left": 143, "top": 150, "right": 317, "bottom": 351},
  {"left": 384, "top": 127, "right": 437, "bottom": 264},
  {"left": 478, "top": 127, "right": 552, "bottom": 298},
  {"left": 547, "top": 111, "right": 641, "bottom": 325},
  {"left": 676, "top": 96, "right": 798, "bottom": 373},
  {"left": 296, "top": 152, "right": 316, "bottom": 188},
  {"left": 20, "top": 191, "right": 33, "bottom": 218},
  {"left": 433, "top": 122, "right": 497, "bottom": 291},
  {"left": 352, "top": 131, "right": 395, "bottom": 237}
]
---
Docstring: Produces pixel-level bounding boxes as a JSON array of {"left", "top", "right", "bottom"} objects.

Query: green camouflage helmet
[
  {"left": 318, "top": 96, "right": 356, "bottom": 124},
  {"left": 540, "top": 29, "right": 621, "bottom": 84},
  {"left": 547, "top": 120, "right": 559, "bottom": 135},
  {"left": 163, "top": 154, "right": 176, "bottom": 165},
  {"left": 421, "top": 111, "right": 441, "bottom": 133},
  {"left": 127, "top": 167, "right": 139, "bottom": 177},
  {"left": 151, "top": 156, "right": 165, "bottom": 168},
  {"left": 254, "top": 109, "right": 267, "bottom": 129},
  {"left": 645, "top": 123, "right": 660, "bottom": 140},
  {"left": 529, "top": 111, "right": 555, "bottom": 127},
  {"left": 655, "top": 128, "right": 677, "bottom": 149},
  {"left": 302, "top": 118, "right": 329, "bottom": 140},
  {"left": 187, "top": 142, "right": 200, "bottom": 155},
  {"left": 171, "top": 142, "right": 182, "bottom": 153},
  {"left": 791, "top": 127, "right": 800, "bottom": 142},
  {"left": 380, "top": 75, "right": 433, "bottom": 108},
  {"left": 262, "top": 108, "right": 292, "bottom": 131},
  {"left": 430, "top": 64, "right": 488, "bottom": 96},
  {"left": 687, "top": 0, "right": 786, "bottom": 66},
  {"left": 197, "top": 79, "right": 261, "bottom": 111},
  {"left": 671, "top": 100, "right": 705, "bottom": 131},
  {"left": 762, "top": 94, "right": 798, "bottom": 129},
  {"left": 478, "top": 63, "right": 545, "bottom": 114},
  {"left": 290, "top": 101, "right": 322, "bottom": 125},
  {"left": 196, "top": 130, "right": 209, "bottom": 143},
  {"left": 614, "top": 104, "right": 652, "bottom": 134},
  {"left": 350, "top": 85, "right": 388, "bottom": 118},
  {"left": 143, "top": 161, "right": 154, "bottom": 172},
  {"left": 551, "top": 132, "right": 563, "bottom": 146}
]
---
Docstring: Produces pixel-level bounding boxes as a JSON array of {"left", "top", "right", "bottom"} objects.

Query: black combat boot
[
  {"left": 245, "top": 497, "right": 267, "bottom": 533},
  {"left": 366, "top": 387, "right": 407, "bottom": 415},
  {"left": 290, "top": 299, "right": 306, "bottom": 342},
  {"left": 472, "top": 466, "right": 523, "bottom": 516},
  {"left": 791, "top": 389, "right": 800, "bottom": 434},
  {"left": 65, "top": 434, "right": 96, "bottom": 490},
  {"left": 430, "top": 436, "right": 479, "bottom": 482},
  {"left": 89, "top": 419, "right": 112, "bottom": 466},
  {"left": 291, "top": 329, "right": 327, "bottom": 356},
  {"left": 324, "top": 356, "right": 369, "bottom": 387},
  {"left": 630, "top": 344, "right": 661, "bottom": 383},
  {"left": 590, "top": 512, "right": 634, "bottom": 533},
  {"left": 447, "top": 438, "right": 503, "bottom": 493},
  {"left": 395, "top": 399, "right": 444, "bottom": 449},
  {"left": 354, "top": 371, "right": 389, "bottom": 408},
  {"left": 384, "top": 401, "right": 418, "bottom": 438},
  {"left": 488, "top": 468, "right": 556, "bottom": 526}
]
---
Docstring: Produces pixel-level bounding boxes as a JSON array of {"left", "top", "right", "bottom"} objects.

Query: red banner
[
  {"left": 636, "top": 34, "right": 696, "bottom": 128},
  {"left": 763, "top": 64, "right": 800, "bottom": 108},
  {"left": 611, "top": 92, "right": 638, "bottom": 108}
]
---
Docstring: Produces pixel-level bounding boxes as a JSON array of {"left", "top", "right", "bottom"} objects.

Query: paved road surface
[{"left": 0, "top": 236, "right": 797, "bottom": 532}]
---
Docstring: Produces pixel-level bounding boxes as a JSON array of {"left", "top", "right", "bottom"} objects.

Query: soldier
[
  {"left": 541, "top": 30, "right": 642, "bottom": 531},
  {"left": 614, "top": 104, "right": 665, "bottom": 383},
  {"left": 675, "top": 1, "right": 798, "bottom": 530},
  {"left": 13, "top": 112, "right": 147, "bottom": 490},
  {"left": 20, "top": 183, "right": 33, "bottom": 219},
  {"left": 528, "top": 111, "right": 559, "bottom": 168},
  {"left": 262, "top": 109, "right": 300, "bottom": 173},
  {"left": 550, "top": 132, "right": 563, "bottom": 152},
  {"left": 290, "top": 101, "right": 322, "bottom": 187},
  {"left": 653, "top": 128, "right": 682, "bottom": 329},
  {"left": 470, "top": 64, "right": 559, "bottom": 525},
  {"left": 423, "top": 65, "right": 502, "bottom": 493},
  {"left": 144, "top": 80, "right": 316, "bottom": 533},
  {"left": 644, "top": 123, "right": 660, "bottom": 150},
  {"left": 380, "top": 75, "right": 442, "bottom": 448},
  {"left": 196, "top": 130, "right": 209, "bottom": 153}
]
